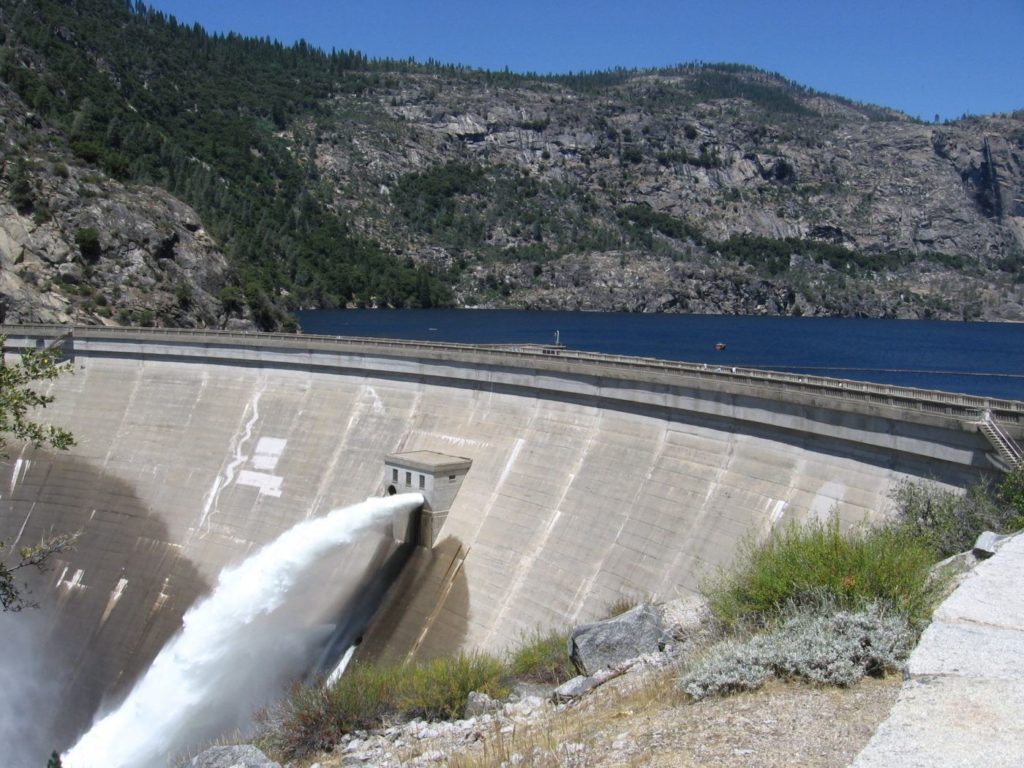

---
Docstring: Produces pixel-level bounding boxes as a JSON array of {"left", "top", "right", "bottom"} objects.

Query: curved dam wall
[{"left": 1, "top": 325, "right": 1018, "bottom": 750}]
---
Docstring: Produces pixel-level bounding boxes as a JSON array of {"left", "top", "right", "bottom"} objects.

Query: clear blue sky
[{"left": 146, "top": 0, "right": 1023, "bottom": 121}]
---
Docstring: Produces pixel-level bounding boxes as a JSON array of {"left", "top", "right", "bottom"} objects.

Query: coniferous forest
[
  {"left": 1, "top": 0, "right": 452, "bottom": 327},
  {"left": 1, "top": 0, "right": 1022, "bottom": 328}
]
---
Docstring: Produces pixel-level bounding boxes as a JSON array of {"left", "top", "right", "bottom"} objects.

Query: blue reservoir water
[{"left": 295, "top": 309, "right": 1024, "bottom": 401}]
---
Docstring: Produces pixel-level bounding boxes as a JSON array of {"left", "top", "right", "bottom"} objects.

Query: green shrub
[
  {"left": 218, "top": 286, "right": 245, "bottom": 315},
  {"left": 259, "top": 653, "right": 507, "bottom": 760},
  {"left": 175, "top": 281, "right": 193, "bottom": 308},
  {"left": 506, "top": 630, "right": 574, "bottom": 685},
  {"left": 890, "top": 477, "right": 1024, "bottom": 559},
  {"left": 320, "top": 663, "right": 402, "bottom": 732},
  {"left": 397, "top": 653, "right": 507, "bottom": 720},
  {"left": 997, "top": 468, "right": 1024, "bottom": 519},
  {"left": 75, "top": 227, "right": 102, "bottom": 262},
  {"left": 680, "top": 601, "right": 913, "bottom": 700},
  {"left": 71, "top": 140, "right": 103, "bottom": 163},
  {"left": 704, "top": 516, "right": 940, "bottom": 629},
  {"left": 8, "top": 158, "right": 35, "bottom": 213},
  {"left": 257, "top": 682, "right": 339, "bottom": 759}
]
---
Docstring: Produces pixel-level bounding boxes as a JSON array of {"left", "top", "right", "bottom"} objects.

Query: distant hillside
[{"left": 1, "top": 0, "right": 1022, "bottom": 328}]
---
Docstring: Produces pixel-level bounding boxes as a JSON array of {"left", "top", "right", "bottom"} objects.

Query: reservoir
[{"left": 296, "top": 310, "right": 1024, "bottom": 400}]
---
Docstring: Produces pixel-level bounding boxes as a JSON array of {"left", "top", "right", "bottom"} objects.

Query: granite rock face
[
  {"left": 3, "top": 55, "right": 1024, "bottom": 323},
  {"left": 569, "top": 603, "right": 669, "bottom": 676},
  {"left": 0, "top": 82, "right": 246, "bottom": 329},
  {"left": 313, "top": 70, "right": 1024, "bottom": 320}
]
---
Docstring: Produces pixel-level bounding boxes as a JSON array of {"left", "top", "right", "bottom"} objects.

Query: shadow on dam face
[
  {"left": 0, "top": 451, "right": 209, "bottom": 765},
  {"left": 355, "top": 535, "right": 471, "bottom": 665}
]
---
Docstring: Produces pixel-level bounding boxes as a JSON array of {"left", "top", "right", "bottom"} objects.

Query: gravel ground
[
  {"left": 304, "top": 665, "right": 901, "bottom": 768},
  {"left": 575, "top": 673, "right": 902, "bottom": 768}
]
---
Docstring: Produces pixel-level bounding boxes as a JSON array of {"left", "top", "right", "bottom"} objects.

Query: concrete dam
[{"left": 1, "top": 324, "right": 1021, "bottom": 757}]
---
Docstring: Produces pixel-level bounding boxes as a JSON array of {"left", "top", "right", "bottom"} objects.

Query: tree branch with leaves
[
  {"left": 0, "top": 336, "right": 75, "bottom": 455},
  {"left": 1, "top": 334, "right": 77, "bottom": 612},
  {"left": 1, "top": 530, "right": 81, "bottom": 612}
]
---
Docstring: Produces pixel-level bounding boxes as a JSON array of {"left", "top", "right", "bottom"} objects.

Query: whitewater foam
[{"left": 64, "top": 493, "right": 423, "bottom": 768}]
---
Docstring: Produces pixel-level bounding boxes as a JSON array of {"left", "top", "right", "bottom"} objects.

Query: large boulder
[
  {"left": 568, "top": 603, "right": 669, "bottom": 676},
  {"left": 189, "top": 745, "right": 280, "bottom": 768}
]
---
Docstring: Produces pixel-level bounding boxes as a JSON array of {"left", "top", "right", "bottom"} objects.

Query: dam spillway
[{"left": 1, "top": 324, "right": 1020, "bottom": 757}]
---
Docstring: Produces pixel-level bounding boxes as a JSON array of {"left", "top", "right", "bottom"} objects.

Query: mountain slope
[
  {"left": 0, "top": 0, "right": 450, "bottom": 329},
  {"left": 0, "top": 77, "right": 233, "bottom": 327},
  {"left": 312, "top": 68, "right": 1024, "bottom": 318},
  {"left": 1, "top": 0, "right": 1022, "bottom": 326}
]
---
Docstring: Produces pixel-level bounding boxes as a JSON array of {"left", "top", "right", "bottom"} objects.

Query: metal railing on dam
[{"left": 3, "top": 322, "right": 1022, "bottom": 430}]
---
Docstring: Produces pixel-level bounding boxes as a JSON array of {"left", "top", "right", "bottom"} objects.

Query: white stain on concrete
[
  {"left": 153, "top": 577, "right": 171, "bottom": 612},
  {"left": 252, "top": 437, "right": 287, "bottom": 471},
  {"left": 236, "top": 470, "right": 283, "bottom": 498},
  {"left": 57, "top": 568, "right": 86, "bottom": 590},
  {"left": 198, "top": 386, "right": 264, "bottom": 535},
  {"left": 496, "top": 438, "right": 525, "bottom": 489},
  {"left": 365, "top": 385, "right": 386, "bottom": 415},
  {"left": 10, "top": 504, "right": 36, "bottom": 548},
  {"left": 769, "top": 499, "right": 788, "bottom": 526},
  {"left": 99, "top": 577, "right": 129, "bottom": 625},
  {"left": 8, "top": 458, "right": 30, "bottom": 495},
  {"left": 811, "top": 480, "right": 846, "bottom": 521},
  {"left": 434, "top": 433, "right": 491, "bottom": 448}
]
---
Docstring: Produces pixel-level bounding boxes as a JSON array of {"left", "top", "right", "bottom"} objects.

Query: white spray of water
[
  {"left": 63, "top": 493, "right": 423, "bottom": 768},
  {"left": 325, "top": 644, "right": 358, "bottom": 688}
]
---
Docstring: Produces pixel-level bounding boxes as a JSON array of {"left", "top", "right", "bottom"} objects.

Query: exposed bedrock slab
[
  {"left": 853, "top": 534, "right": 1024, "bottom": 767},
  {"left": 907, "top": 622, "right": 1024, "bottom": 680},
  {"left": 852, "top": 676, "right": 1024, "bottom": 768}
]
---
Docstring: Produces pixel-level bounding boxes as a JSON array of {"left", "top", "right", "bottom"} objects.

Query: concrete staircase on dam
[
  {"left": 977, "top": 412, "right": 1024, "bottom": 471},
  {"left": 1, "top": 323, "right": 1022, "bottom": 750}
]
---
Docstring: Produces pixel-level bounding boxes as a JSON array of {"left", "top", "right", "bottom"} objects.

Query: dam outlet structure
[{"left": 0, "top": 324, "right": 1021, "bottom": 762}]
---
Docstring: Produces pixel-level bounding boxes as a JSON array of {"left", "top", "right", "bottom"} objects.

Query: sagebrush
[{"left": 680, "top": 601, "right": 914, "bottom": 700}]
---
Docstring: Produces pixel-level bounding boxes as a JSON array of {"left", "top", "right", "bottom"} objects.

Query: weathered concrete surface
[
  {"left": 0, "top": 327, "right": 1006, "bottom": 754},
  {"left": 853, "top": 533, "right": 1024, "bottom": 767}
]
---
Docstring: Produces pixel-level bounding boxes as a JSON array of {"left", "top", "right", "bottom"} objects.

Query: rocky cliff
[
  {"left": 311, "top": 68, "right": 1024, "bottom": 319},
  {"left": 0, "top": 82, "right": 239, "bottom": 328}
]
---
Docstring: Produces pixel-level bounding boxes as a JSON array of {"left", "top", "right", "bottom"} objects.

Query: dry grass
[{"left": 440, "top": 665, "right": 900, "bottom": 768}]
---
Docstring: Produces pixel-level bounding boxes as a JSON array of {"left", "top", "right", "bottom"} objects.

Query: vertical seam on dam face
[
  {"left": 0, "top": 327, "right": 1010, "bottom": 753},
  {"left": 485, "top": 415, "right": 594, "bottom": 644}
]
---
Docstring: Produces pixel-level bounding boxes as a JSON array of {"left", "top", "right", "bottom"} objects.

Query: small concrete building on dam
[{"left": 1, "top": 323, "right": 1021, "bottom": 754}]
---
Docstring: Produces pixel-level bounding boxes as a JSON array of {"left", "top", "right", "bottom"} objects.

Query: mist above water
[{"left": 63, "top": 493, "right": 423, "bottom": 768}]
